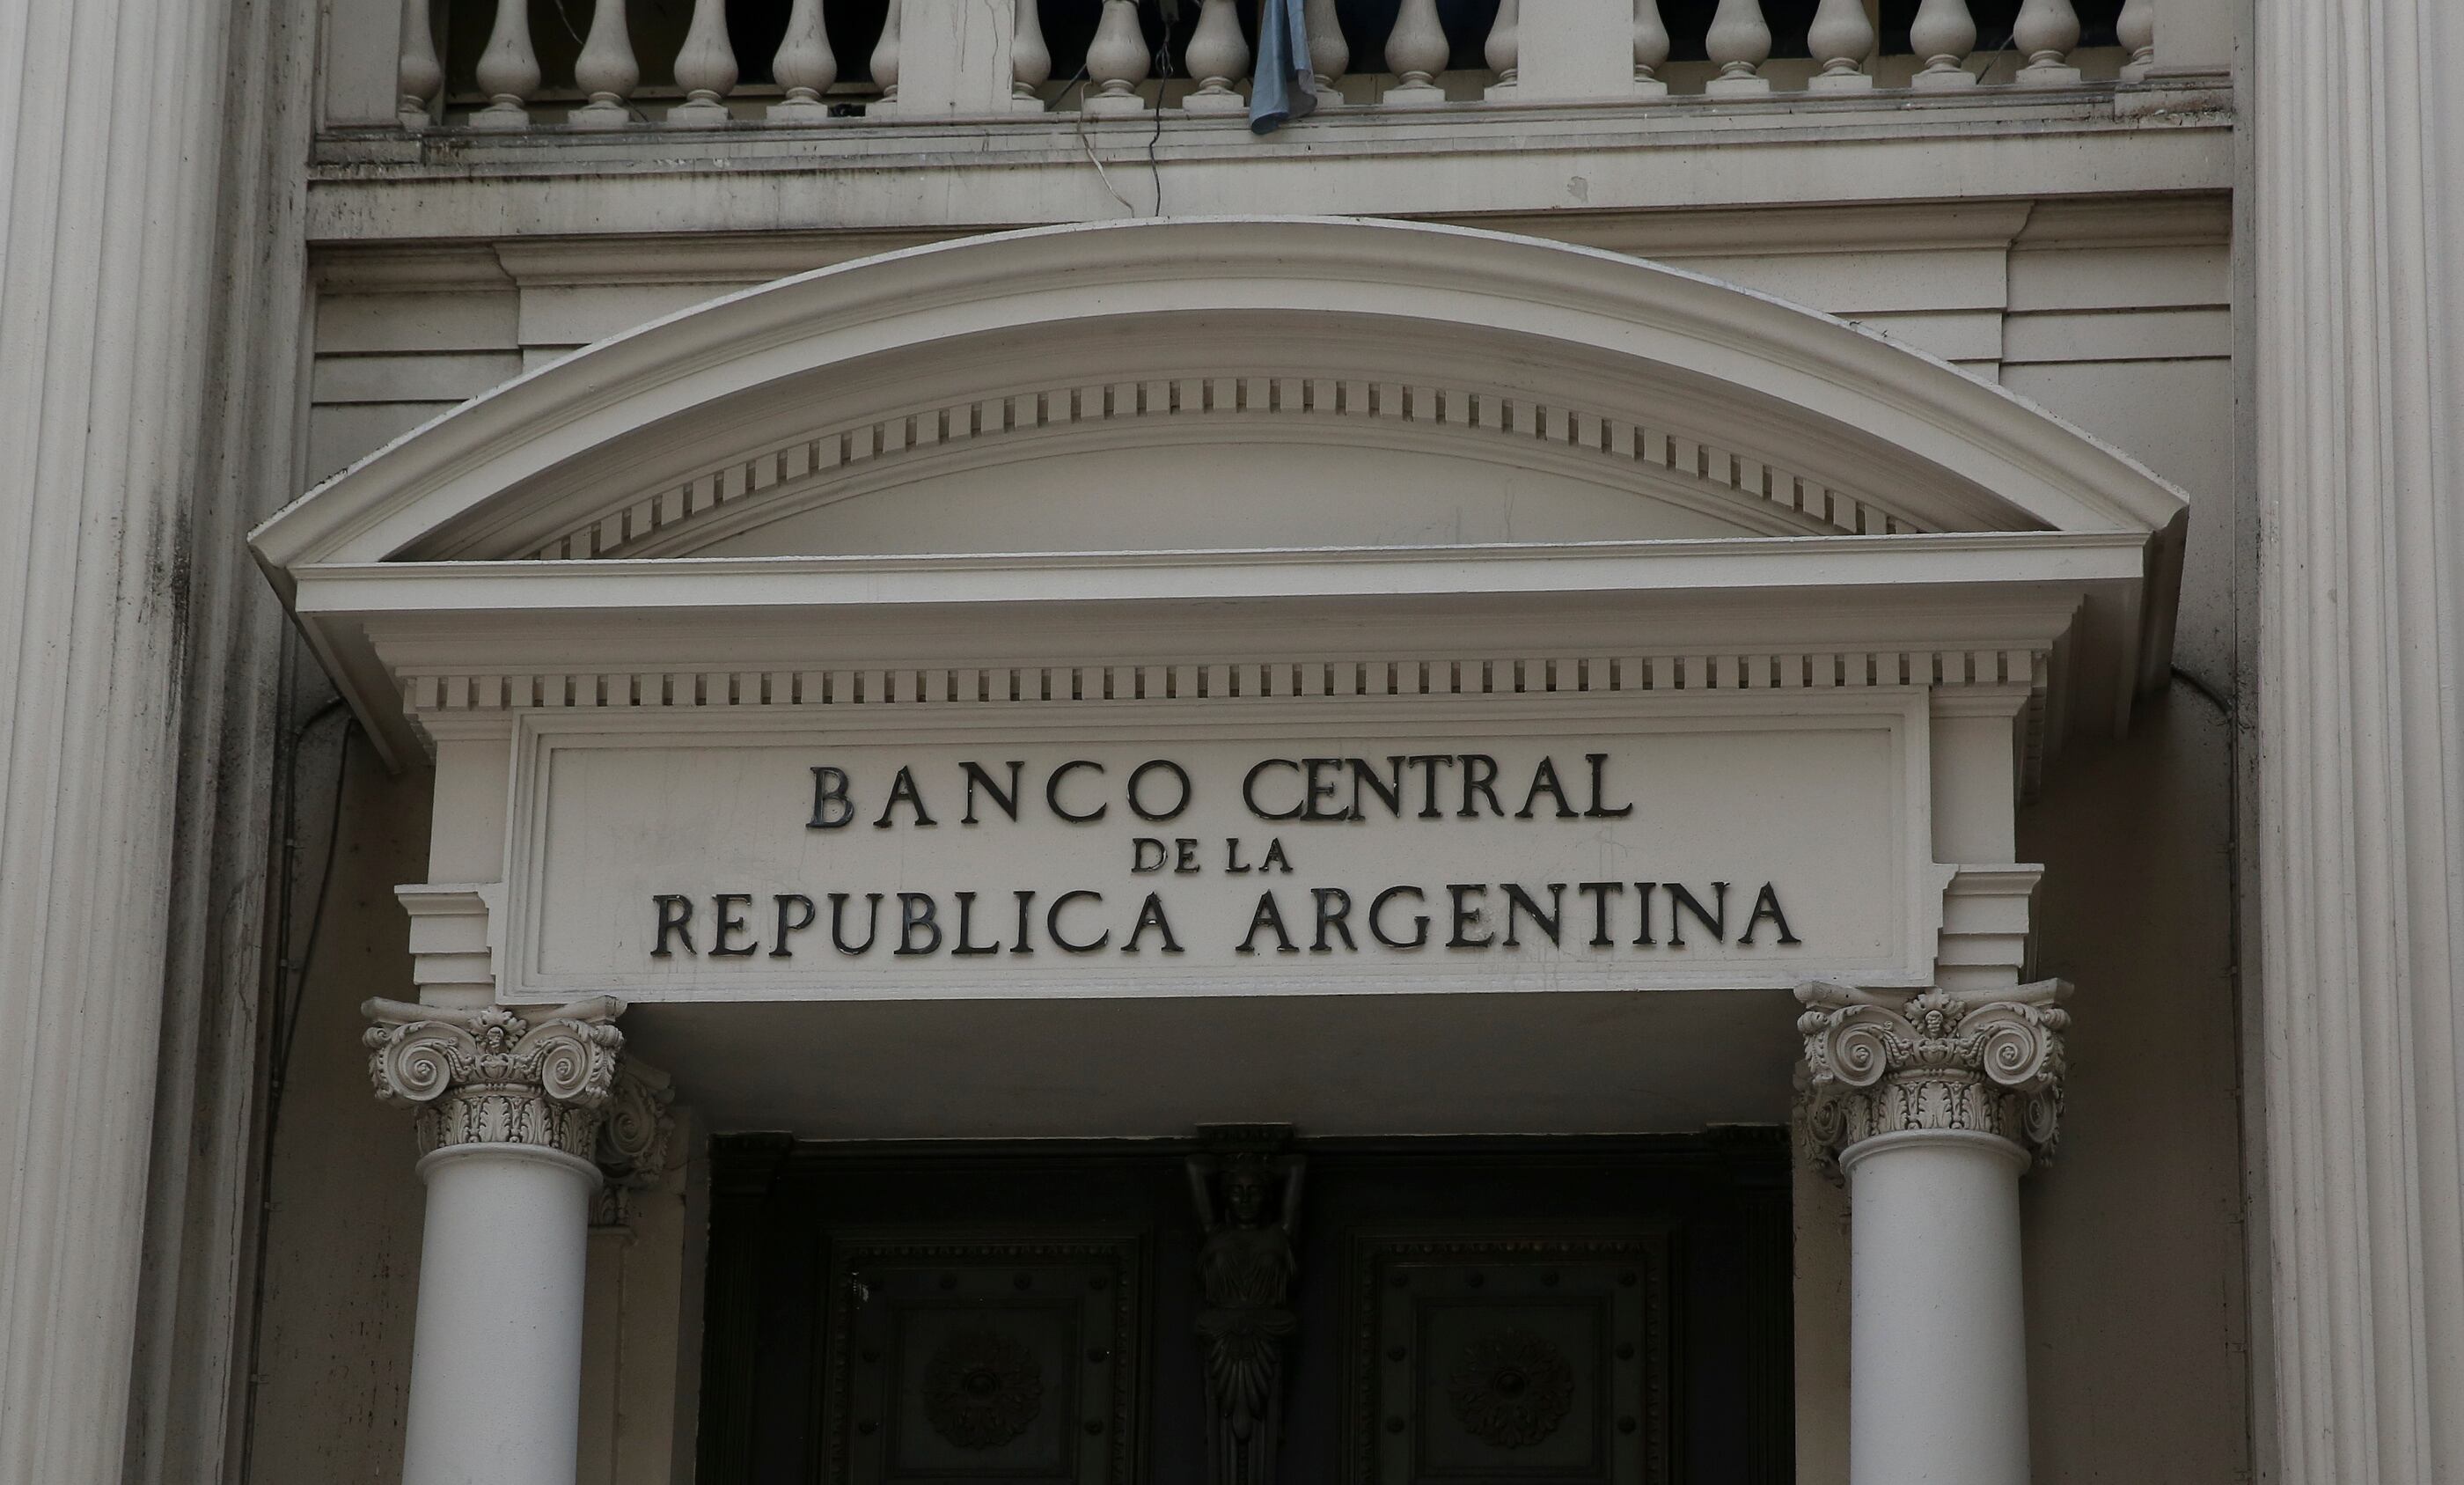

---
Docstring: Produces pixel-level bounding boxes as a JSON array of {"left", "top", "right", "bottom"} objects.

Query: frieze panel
[{"left": 490, "top": 694, "right": 1942, "bottom": 1003}]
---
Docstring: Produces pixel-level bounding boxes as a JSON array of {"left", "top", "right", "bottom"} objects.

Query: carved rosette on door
[
  {"left": 820, "top": 1237, "right": 1143, "bottom": 1484},
  {"left": 1346, "top": 1231, "right": 1673, "bottom": 1485}
]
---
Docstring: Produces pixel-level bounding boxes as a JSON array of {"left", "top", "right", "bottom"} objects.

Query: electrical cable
[
  {"left": 1067, "top": 64, "right": 1144, "bottom": 216},
  {"left": 2169, "top": 663, "right": 2233, "bottom": 722},
  {"left": 271, "top": 719, "right": 355, "bottom": 1098},
  {"left": 1969, "top": 28, "right": 2021, "bottom": 85},
  {"left": 1148, "top": 6, "right": 1172, "bottom": 215},
  {"left": 232, "top": 697, "right": 355, "bottom": 1485}
]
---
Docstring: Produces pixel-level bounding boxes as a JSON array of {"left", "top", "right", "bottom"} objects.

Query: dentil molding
[
  {"left": 1794, "top": 978, "right": 2071, "bottom": 1173},
  {"left": 363, "top": 995, "right": 627, "bottom": 1165},
  {"left": 517, "top": 374, "right": 1922, "bottom": 564}
]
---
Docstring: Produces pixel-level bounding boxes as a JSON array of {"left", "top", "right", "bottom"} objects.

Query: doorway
[{"left": 696, "top": 1132, "right": 1792, "bottom": 1483}]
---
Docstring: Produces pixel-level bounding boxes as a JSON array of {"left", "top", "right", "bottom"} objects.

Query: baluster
[
  {"left": 1910, "top": 0, "right": 1977, "bottom": 87},
  {"left": 1632, "top": 0, "right": 1669, "bottom": 98},
  {"left": 2013, "top": 0, "right": 2080, "bottom": 82},
  {"left": 1011, "top": 0, "right": 1052, "bottom": 112},
  {"left": 1382, "top": 0, "right": 1449, "bottom": 105},
  {"left": 471, "top": 0, "right": 540, "bottom": 129},
  {"left": 2117, "top": 0, "right": 2154, "bottom": 80},
  {"left": 1082, "top": 0, "right": 1149, "bottom": 114},
  {"left": 869, "top": 0, "right": 902, "bottom": 109},
  {"left": 1481, "top": 0, "right": 1518, "bottom": 99},
  {"left": 1478, "top": 0, "right": 1517, "bottom": 98},
  {"left": 1705, "top": 0, "right": 1771, "bottom": 95},
  {"left": 1306, "top": 0, "right": 1348, "bottom": 105},
  {"left": 572, "top": 0, "right": 640, "bottom": 127},
  {"left": 1805, "top": 0, "right": 1874, "bottom": 90},
  {"left": 397, "top": 0, "right": 443, "bottom": 127},
  {"left": 669, "top": 0, "right": 737, "bottom": 123},
  {"left": 1184, "top": 0, "right": 1252, "bottom": 113},
  {"left": 770, "top": 0, "right": 837, "bottom": 121}
]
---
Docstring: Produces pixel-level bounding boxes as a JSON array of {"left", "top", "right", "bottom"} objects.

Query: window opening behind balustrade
[
  {"left": 444, "top": 0, "right": 891, "bottom": 102},
  {"left": 436, "top": 0, "right": 2130, "bottom": 110}
]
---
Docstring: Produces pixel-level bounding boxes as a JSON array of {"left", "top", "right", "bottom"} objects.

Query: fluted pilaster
[
  {"left": 2254, "top": 2, "right": 2464, "bottom": 1480},
  {"left": 0, "top": 0, "right": 256, "bottom": 1475}
]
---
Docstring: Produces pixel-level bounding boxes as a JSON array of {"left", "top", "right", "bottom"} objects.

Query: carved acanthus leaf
[
  {"left": 1794, "top": 980, "right": 2070, "bottom": 1172},
  {"left": 363, "top": 995, "right": 626, "bottom": 1162},
  {"left": 591, "top": 1062, "right": 676, "bottom": 1226}
]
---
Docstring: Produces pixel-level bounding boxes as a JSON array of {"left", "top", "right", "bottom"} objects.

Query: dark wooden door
[{"left": 697, "top": 1134, "right": 1791, "bottom": 1485}]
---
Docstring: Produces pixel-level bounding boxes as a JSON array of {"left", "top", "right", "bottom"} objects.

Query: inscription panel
[{"left": 500, "top": 693, "right": 1932, "bottom": 1002}]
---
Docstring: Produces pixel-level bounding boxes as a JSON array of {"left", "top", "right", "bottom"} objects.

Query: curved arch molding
[{"left": 251, "top": 217, "right": 2188, "bottom": 769}]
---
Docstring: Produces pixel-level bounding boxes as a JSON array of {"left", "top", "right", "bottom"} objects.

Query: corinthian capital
[
  {"left": 363, "top": 995, "right": 626, "bottom": 1164},
  {"left": 1794, "top": 980, "right": 2071, "bottom": 1172}
]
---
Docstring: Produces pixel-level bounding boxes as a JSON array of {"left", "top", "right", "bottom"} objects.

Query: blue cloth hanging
[{"left": 1249, "top": 0, "right": 1318, "bottom": 134}]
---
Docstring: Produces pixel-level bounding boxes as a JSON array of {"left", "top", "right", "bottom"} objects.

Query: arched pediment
[{"left": 252, "top": 217, "right": 2187, "bottom": 767}]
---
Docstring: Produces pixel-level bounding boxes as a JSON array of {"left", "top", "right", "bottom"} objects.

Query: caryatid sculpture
[{"left": 1186, "top": 1129, "right": 1307, "bottom": 1485}]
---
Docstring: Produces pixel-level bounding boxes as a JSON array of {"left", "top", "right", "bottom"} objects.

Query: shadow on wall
[
  {"left": 241, "top": 728, "right": 435, "bottom": 1485},
  {"left": 2014, "top": 685, "right": 2248, "bottom": 1485}
]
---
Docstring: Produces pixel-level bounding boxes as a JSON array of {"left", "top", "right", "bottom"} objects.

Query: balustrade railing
[{"left": 394, "top": 0, "right": 2147, "bottom": 131}]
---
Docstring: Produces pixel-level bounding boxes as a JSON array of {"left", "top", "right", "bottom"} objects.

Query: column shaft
[
  {"left": 1843, "top": 1131, "right": 2030, "bottom": 1485},
  {"left": 404, "top": 1147, "right": 600, "bottom": 1485}
]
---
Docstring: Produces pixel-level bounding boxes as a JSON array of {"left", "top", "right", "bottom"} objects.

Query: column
[
  {"left": 365, "top": 996, "right": 631, "bottom": 1485},
  {"left": 1796, "top": 980, "right": 2070, "bottom": 1485},
  {"left": 2253, "top": 2, "right": 2464, "bottom": 1481}
]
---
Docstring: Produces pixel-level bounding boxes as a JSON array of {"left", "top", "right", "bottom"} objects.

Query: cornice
[
  {"left": 384, "top": 636, "right": 2057, "bottom": 795},
  {"left": 254, "top": 219, "right": 2184, "bottom": 770},
  {"left": 2011, "top": 194, "right": 2233, "bottom": 251},
  {"left": 256, "top": 218, "right": 2189, "bottom": 576},
  {"left": 304, "top": 95, "right": 2227, "bottom": 195}
]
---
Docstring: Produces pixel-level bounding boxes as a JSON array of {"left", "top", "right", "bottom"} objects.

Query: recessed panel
[{"left": 499, "top": 693, "right": 1931, "bottom": 1003}]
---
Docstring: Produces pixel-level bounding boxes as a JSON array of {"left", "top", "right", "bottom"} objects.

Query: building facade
[{"left": 0, "top": 1, "right": 2457, "bottom": 1483}]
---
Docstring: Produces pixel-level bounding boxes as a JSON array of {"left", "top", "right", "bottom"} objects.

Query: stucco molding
[
  {"left": 363, "top": 995, "right": 627, "bottom": 1165},
  {"left": 1793, "top": 979, "right": 2071, "bottom": 1173},
  {"left": 255, "top": 217, "right": 2186, "bottom": 576},
  {"left": 251, "top": 218, "right": 2187, "bottom": 772},
  {"left": 589, "top": 1062, "right": 675, "bottom": 1227}
]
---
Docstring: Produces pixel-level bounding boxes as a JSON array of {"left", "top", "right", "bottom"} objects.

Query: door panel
[
  {"left": 1345, "top": 1230, "right": 1672, "bottom": 1485},
  {"left": 821, "top": 1236, "right": 1144, "bottom": 1484}
]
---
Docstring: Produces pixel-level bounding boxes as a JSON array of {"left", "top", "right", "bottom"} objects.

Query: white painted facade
[{"left": 2, "top": 0, "right": 2459, "bottom": 1481}]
